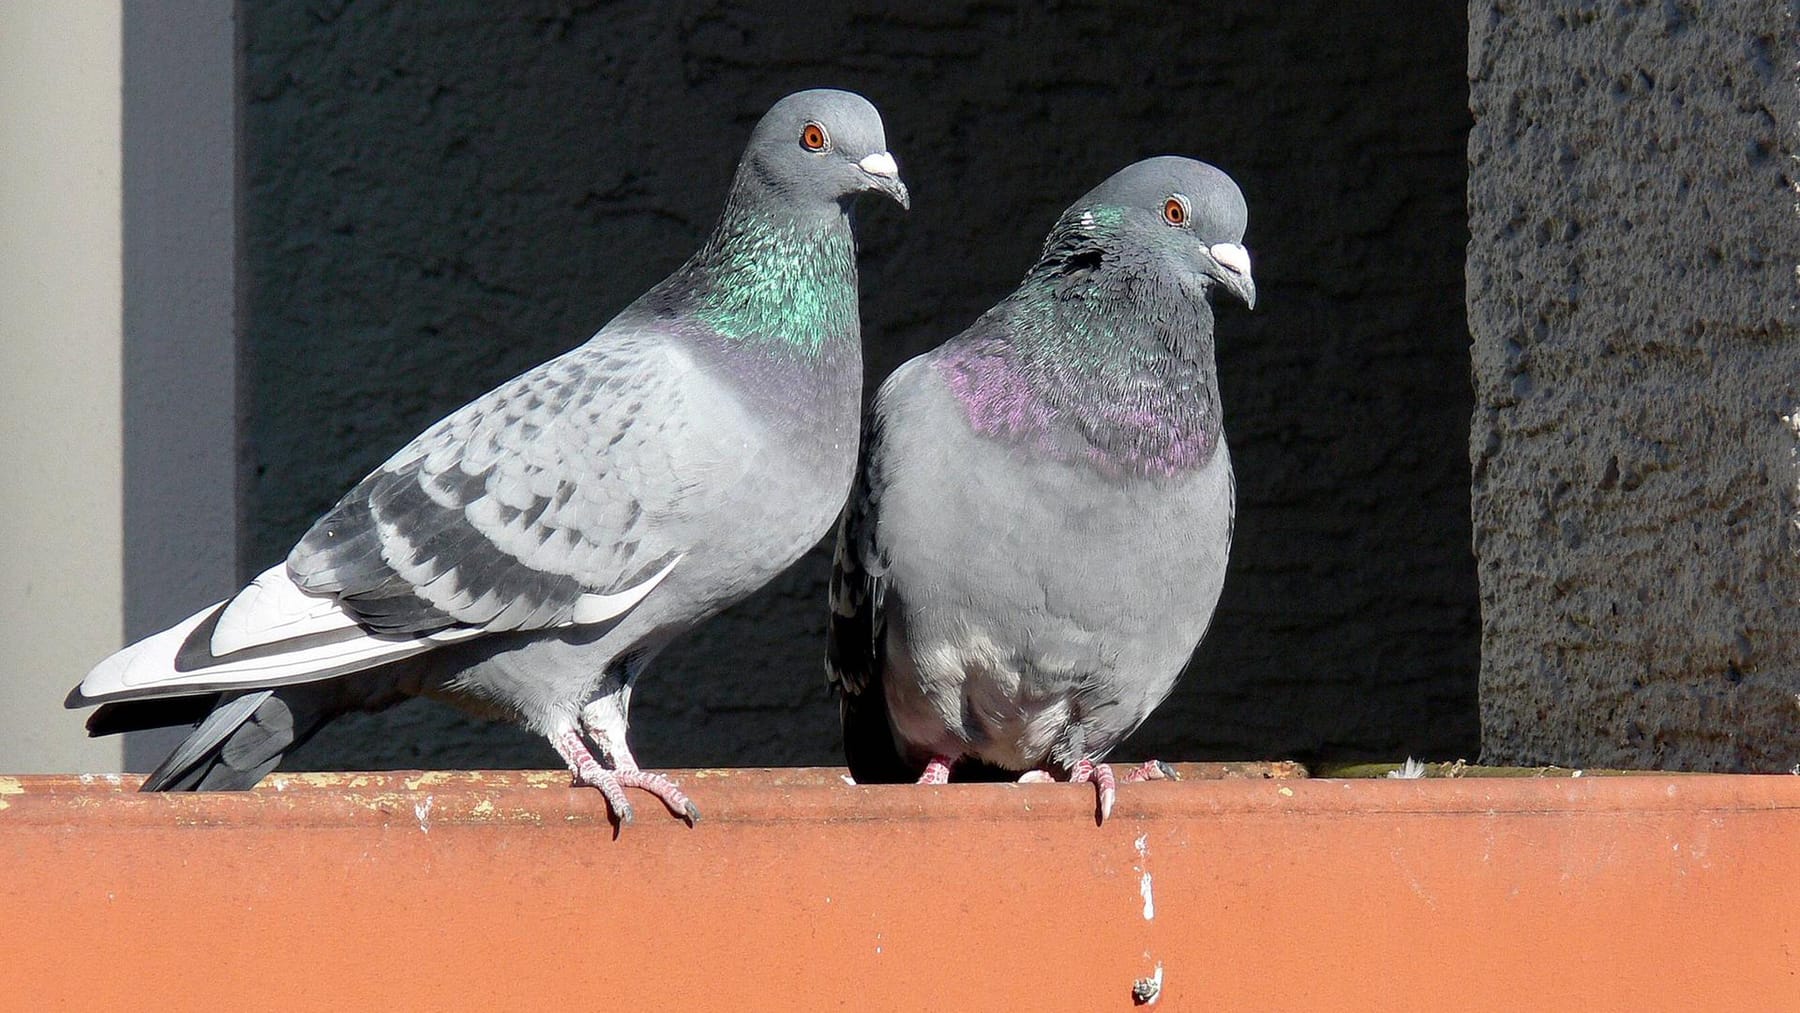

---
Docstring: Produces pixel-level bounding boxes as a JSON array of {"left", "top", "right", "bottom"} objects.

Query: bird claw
[
  {"left": 1070, "top": 758, "right": 1118, "bottom": 823},
  {"left": 570, "top": 764, "right": 636, "bottom": 828},
  {"left": 613, "top": 768, "right": 701, "bottom": 827},
  {"left": 557, "top": 729, "right": 696, "bottom": 829},
  {"left": 1020, "top": 760, "right": 1176, "bottom": 823}
]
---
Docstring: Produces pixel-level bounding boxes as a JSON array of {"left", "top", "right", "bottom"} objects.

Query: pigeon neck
[
  {"left": 660, "top": 180, "right": 860, "bottom": 360},
  {"left": 941, "top": 255, "right": 1225, "bottom": 478}
]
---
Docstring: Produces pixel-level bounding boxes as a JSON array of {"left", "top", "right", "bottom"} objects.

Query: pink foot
[
  {"left": 917, "top": 755, "right": 956, "bottom": 785},
  {"left": 1017, "top": 759, "right": 1176, "bottom": 823},
  {"left": 554, "top": 730, "right": 698, "bottom": 828}
]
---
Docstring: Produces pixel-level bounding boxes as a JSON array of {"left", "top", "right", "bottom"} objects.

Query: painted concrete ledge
[{"left": 2, "top": 767, "right": 1797, "bottom": 1011}]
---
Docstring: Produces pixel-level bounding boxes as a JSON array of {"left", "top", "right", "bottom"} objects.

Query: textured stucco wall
[
  {"left": 242, "top": 1, "right": 1476, "bottom": 772},
  {"left": 1470, "top": 1, "right": 1800, "bottom": 769}
]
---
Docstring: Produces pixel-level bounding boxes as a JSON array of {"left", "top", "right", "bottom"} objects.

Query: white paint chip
[{"left": 1135, "top": 833, "right": 1155, "bottom": 920}]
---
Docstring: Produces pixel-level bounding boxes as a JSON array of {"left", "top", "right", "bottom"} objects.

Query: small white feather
[
  {"left": 570, "top": 554, "right": 683, "bottom": 623},
  {"left": 1388, "top": 757, "right": 1428, "bottom": 779}
]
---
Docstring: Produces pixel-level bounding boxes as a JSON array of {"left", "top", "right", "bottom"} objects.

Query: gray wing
[
  {"left": 289, "top": 329, "right": 738, "bottom": 635},
  {"left": 826, "top": 409, "right": 886, "bottom": 696},
  {"left": 827, "top": 362, "right": 918, "bottom": 783}
]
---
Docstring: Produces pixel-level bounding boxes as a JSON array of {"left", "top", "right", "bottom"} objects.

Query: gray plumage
[
  {"left": 827, "top": 157, "right": 1254, "bottom": 814},
  {"left": 74, "top": 89, "right": 909, "bottom": 823}
]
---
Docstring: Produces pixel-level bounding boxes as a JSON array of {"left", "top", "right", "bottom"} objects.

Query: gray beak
[
  {"left": 1208, "top": 242, "right": 1255, "bottom": 309},
  {"left": 857, "top": 151, "right": 910, "bottom": 210}
]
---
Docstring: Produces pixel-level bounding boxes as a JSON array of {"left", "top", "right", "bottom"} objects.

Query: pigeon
[
  {"left": 827, "top": 156, "right": 1254, "bottom": 822},
  {"left": 69, "top": 88, "right": 909, "bottom": 827}
]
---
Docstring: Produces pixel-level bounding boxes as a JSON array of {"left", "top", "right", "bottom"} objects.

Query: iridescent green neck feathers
[{"left": 654, "top": 184, "right": 860, "bottom": 357}]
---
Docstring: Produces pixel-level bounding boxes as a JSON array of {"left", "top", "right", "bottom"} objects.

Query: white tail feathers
[
  {"left": 77, "top": 555, "right": 685, "bottom": 704},
  {"left": 77, "top": 602, "right": 486, "bottom": 703}
]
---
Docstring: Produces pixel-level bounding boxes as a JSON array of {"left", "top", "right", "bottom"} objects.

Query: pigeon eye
[
  {"left": 1162, "top": 196, "right": 1189, "bottom": 227},
  {"left": 800, "top": 122, "right": 830, "bottom": 152}
]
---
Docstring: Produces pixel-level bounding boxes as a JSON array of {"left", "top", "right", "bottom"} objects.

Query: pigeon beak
[
  {"left": 857, "top": 151, "right": 910, "bottom": 210},
  {"left": 1207, "top": 242, "right": 1256, "bottom": 309}
]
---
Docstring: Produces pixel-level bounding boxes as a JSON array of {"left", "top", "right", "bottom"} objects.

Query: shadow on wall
[{"left": 242, "top": 2, "right": 1476, "bottom": 772}]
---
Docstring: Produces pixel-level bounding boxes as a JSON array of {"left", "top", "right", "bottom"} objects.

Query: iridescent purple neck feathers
[{"left": 933, "top": 252, "right": 1223, "bottom": 479}]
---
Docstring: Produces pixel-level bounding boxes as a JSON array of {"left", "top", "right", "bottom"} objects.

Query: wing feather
[
  {"left": 79, "top": 327, "right": 728, "bottom": 707},
  {"left": 289, "top": 334, "right": 714, "bottom": 634}
]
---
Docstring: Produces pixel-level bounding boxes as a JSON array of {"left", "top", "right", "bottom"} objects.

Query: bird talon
[{"left": 1069, "top": 759, "right": 1118, "bottom": 824}]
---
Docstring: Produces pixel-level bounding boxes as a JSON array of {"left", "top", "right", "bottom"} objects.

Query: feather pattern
[{"left": 288, "top": 334, "right": 719, "bottom": 635}]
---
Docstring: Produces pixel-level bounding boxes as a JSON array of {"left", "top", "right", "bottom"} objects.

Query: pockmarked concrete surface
[{"left": 1469, "top": 1, "right": 1800, "bottom": 769}]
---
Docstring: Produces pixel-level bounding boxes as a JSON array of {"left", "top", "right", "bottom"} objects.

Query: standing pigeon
[
  {"left": 827, "top": 157, "right": 1253, "bottom": 822},
  {"left": 70, "top": 88, "right": 909, "bottom": 827}
]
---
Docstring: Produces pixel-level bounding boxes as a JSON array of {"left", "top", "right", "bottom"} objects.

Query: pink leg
[
  {"left": 917, "top": 755, "right": 956, "bottom": 785},
  {"left": 1070, "top": 757, "right": 1118, "bottom": 823}
]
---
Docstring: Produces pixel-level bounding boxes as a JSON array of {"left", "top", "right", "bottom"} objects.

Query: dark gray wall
[
  {"left": 242, "top": 1, "right": 1476, "bottom": 772},
  {"left": 1470, "top": 1, "right": 1800, "bottom": 770}
]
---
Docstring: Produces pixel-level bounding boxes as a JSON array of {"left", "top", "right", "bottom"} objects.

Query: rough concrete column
[{"left": 1469, "top": 2, "right": 1800, "bottom": 769}]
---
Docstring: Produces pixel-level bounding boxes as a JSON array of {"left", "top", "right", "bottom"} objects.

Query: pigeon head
[
  {"left": 1054, "top": 156, "right": 1254, "bottom": 309},
  {"left": 739, "top": 89, "right": 910, "bottom": 213}
]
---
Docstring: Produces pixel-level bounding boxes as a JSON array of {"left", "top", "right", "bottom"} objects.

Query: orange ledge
[{"left": 2, "top": 767, "right": 1796, "bottom": 1011}]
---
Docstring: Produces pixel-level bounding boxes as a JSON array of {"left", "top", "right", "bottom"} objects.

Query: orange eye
[
  {"left": 800, "top": 122, "right": 829, "bottom": 152},
  {"left": 1162, "top": 196, "right": 1188, "bottom": 227}
]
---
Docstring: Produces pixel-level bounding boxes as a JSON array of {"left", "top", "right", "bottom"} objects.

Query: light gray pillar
[
  {"left": 0, "top": 3, "right": 127, "bottom": 773},
  {"left": 0, "top": 1, "right": 240, "bottom": 774}
]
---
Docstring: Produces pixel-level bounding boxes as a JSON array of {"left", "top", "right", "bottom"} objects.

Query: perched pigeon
[
  {"left": 71, "top": 88, "right": 909, "bottom": 827},
  {"left": 827, "top": 157, "right": 1253, "bottom": 821}
]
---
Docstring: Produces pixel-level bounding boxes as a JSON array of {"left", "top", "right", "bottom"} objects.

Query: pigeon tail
[
  {"left": 838, "top": 685, "right": 917, "bottom": 785},
  {"left": 140, "top": 685, "right": 344, "bottom": 791}
]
